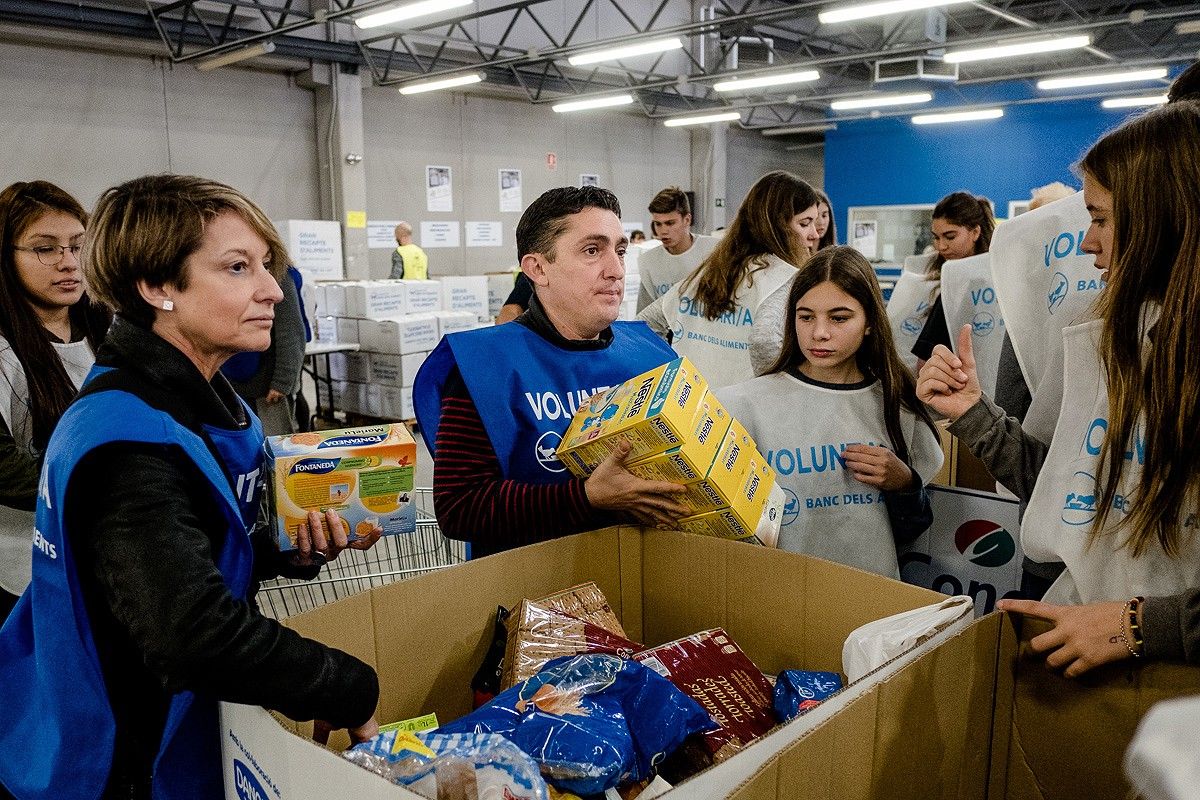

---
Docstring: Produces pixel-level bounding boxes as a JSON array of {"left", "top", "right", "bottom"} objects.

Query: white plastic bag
[
  {"left": 842, "top": 596, "right": 973, "bottom": 683},
  {"left": 1124, "top": 695, "right": 1200, "bottom": 800}
]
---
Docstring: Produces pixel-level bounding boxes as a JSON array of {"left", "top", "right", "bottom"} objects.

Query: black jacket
[{"left": 66, "top": 318, "right": 378, "bottom": 798}]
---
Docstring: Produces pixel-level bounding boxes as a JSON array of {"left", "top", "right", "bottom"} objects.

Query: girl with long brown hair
[
  {"left": 639, "top": 171, "right": 821, "bottom": 388},
  {"left": 718, "top": 246, "right": 941, "bottom": 578},
  {"left": 919, "top": 98, "right": 1200, "bottom": 676},
  {"left": 0, "top": 180, "right": 109, "bottom": 617},
  {"left": 911, "top": 191, "right": 995, "bottom": 365}
]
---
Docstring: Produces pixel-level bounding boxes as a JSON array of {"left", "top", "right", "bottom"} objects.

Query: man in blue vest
[{"left": 415, "top": 186, "right": 689, "bottom": 557}]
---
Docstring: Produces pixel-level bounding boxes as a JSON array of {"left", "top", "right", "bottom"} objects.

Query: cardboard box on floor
[
  {"left": 221, "top": 527, "right": 973, "bottom": 800},
  {"left": 726, "top": 612, "right": 1200, "bottom": 800}
]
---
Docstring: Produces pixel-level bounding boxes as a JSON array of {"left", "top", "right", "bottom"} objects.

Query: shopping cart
[{"left": 256, "top": 487, "right": 467, "bottom": 620}]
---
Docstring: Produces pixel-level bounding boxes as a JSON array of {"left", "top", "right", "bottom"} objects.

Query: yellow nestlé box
[
  {"left": 676, "top": 422, "right": 776, "bottom": 533},
  {"left": 623, "top": 391, "right": 731, "bottom": 485},
  {"left": 268, "top": 424, "right": 417, "bottom": 551},
  {"left": 557, "top": 357, "right": 708, "bottom": 476}
]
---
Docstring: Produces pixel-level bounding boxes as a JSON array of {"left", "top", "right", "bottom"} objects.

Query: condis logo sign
[{"left": 954, "top": 519, "right": 1015, "bottom": 568}]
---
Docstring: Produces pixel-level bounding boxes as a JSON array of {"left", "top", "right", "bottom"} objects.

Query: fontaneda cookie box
[{"left": 267, "top": 425, "right": 417, "bottom": 551}]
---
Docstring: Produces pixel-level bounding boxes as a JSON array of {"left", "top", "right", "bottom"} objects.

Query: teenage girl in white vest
[
  {"left": 718, "top": 246, "right": 943, "bottom": 578},
  {"left": 919, "top": 100, "right": 1200, "bottom": 677},
  {"left": 639, "top": 171, "right": 821, "bottom": 389},
  {"left": 0, "top": 181, "right": 110, "bottom": 619}
]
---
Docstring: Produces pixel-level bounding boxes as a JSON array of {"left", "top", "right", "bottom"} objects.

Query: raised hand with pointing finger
[{"left": 916, "top": 323, "right": 981, "bottom": 421}]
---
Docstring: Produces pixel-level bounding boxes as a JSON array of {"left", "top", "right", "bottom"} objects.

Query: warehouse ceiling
[{"left": 3, "top": 0, "right": 1198, "bottom": 132}]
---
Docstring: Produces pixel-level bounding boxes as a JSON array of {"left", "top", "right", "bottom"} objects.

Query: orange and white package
[{"left": 267, "top": 424, "right": 417, "bottom": 551}]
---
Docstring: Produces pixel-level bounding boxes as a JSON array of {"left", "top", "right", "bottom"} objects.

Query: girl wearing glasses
[{"left": 0, "top": 181, "right": 109, "bottom": 618}]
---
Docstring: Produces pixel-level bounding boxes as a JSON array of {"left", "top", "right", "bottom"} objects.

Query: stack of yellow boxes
[{"left": 556, "top": 357, "right": 776, "bottom": 542}]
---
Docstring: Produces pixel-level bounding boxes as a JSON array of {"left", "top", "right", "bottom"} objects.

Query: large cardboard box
[
  {"left": 725, "top": 612, "right": 1200, "bottom": 800},
  {"left": 221, "top": 528, "right": 972, "bottom": 799}
]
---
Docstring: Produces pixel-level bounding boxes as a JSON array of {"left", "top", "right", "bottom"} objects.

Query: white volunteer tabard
[
  {"left": 886, "top": 270, "right": 937, "bottom": 374},
  {"left": 898, "top": 485, "right": 1023, "bottom": 616},
  {"left": 718, "top": 372, "right": 943, "bottom": 580},
  {"left": 989, "top": 191, "right": 1100, "bottom": 394},
  {"left": 1022, "top": 318, "right": 1200, "bottom": 605},
  {"left": 940, "top": 252, "right": 1005, "bottom": 397},
  {"left": 662, "top": 255, "right": 796, "bottom": 389}
]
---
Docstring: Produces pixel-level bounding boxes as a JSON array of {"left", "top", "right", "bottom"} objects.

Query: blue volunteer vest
[
  {"left": 0, "top": 367, "right": 265, "bottom": 800},
  {"left": 414, "top": 321, "right": 673, "bottom": 482}
]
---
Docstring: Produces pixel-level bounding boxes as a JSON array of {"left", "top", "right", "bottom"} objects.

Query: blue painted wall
[{"left": 823, "top": 91, "right": 1145, "bottom": 240}]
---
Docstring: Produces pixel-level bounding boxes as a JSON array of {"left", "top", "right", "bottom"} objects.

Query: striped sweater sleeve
[{"left": 432, "top": 381, "right": 608, "bottom": 553}]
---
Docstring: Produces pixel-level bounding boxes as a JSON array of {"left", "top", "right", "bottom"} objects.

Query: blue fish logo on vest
[
  {"left": 781, "top": 488, "right": 800, "bottom": 526},
  {"left": 233, "top": 759, "right": 269, "bottom": 800},
  {"left": 1062, "top": 470, "right": 1098, "bottom": 526},
  {"left": 954, "top": 519, "right": 1015, "bottom": 567},
  {"left": 1047, "top": 272, "right": 1069, "bottom": 313},
  {"left": 971, "top": 312, "right": 995, "bottom": 337},
  {"left": 535, "top": 430, "right": 566, "bottom": 473},
  {"left": 671, "top": 322, "right": 685, "bottom": 343},
  {"left": 901, "top": 315, "right": 922, "bottom": 335}
]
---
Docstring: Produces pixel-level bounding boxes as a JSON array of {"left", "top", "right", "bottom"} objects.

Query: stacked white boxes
[
  {"left": 440, "top": 276, "right": 491, "bottom": 322},
  {"left": 311, "top": 277, "right": 491, "bottom": 420},
  {"left": 485, "top": 272, "right": 518, "bottom": 320}
]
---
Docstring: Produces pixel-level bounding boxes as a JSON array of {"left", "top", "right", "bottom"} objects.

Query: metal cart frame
[{"left": 256, "top": 487, "right": 466, "bottom": 620}]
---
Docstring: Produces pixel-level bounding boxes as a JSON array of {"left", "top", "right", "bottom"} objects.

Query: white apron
[
  {"left": 940, "top": 253, "right": 1005, "bottom": 397},
  {"left": 662, "top": 254, "right": 797, "bottom": 389},
  {"left": 885, "top": 270, "right": 937, "bottom": 375},
  {"left": 0, "top": 337, "right": 95, "bottom": 595},
  {"left": 1022, "top": 320, "right": 1200, "bottom": 604},
  {"left": 717, "top": 372, "right": 943, "bottom": 579},
  {"left": 989, "top": 192, "right": 1100, "bottom": 395},
  {"left": 636, "top": 234, "right": 719, "bottom": 311}
]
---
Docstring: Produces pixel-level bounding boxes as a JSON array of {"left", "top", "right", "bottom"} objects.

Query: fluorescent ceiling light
[
  {"left": 664, "top": 111, "right": 742, "bottom": 127},
  {"left": 552, "top": 94, "right": 635, "bottom": 113},
  {"left": 831, "top": 91, "right": 932, "bottom": 110},
  {"left": 944, "top": 35, "right": 1090, "bottom": 63},
  {"left": 761, "top": 123, "right": 837, "bottom": 136},
  {"left": 1037, "top": 67, "right": 1168, "bottom": 90},
  {"left": 1176, "top": 20, "right": 1200, "bottom": 35},
  {"left": 196, "top": 41, "right": 275, "bottom": 71},
  {"left": 567, "top": 37, "right": 684, "bottom": 67},
  {"left": 399, "top": 72, "right": 483, "bottom": 94},
  {"left": 1101, "top": 94, "right": 1168, "bottom": 108},
  {"left": 713, "top": 70, "right": 820, "bottom": 93},
  {"left": 819, "top": 0, "right": 971, "bottom": 24},
  {"left": 912, "top": 107, "right": 1004, "bottom": 124},
  {"left": 355, "top": 0, "right": 473, "bottom": 29}
]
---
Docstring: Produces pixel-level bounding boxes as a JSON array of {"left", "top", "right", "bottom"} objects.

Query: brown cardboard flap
[
  {"left": 871, "top": 613, "right": 1004, "bottom": 800},
  {"left": 1001, "top": 617, "right": 1200, "bottom": 800},
  {"left": 778, "top": 691, "right": 880, "bottom": 800}
]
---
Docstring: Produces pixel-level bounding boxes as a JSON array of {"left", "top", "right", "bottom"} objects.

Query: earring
[{"left": 162, "top": 299, "right": 174, "bottom": 311}]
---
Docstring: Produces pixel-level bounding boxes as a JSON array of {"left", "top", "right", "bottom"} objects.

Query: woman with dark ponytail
[
  {"left": 0, "top": 181, "right": 109, "bottom": 617},
  {"left": 910, "top": 191, "right": 995, "bottom": 366}
]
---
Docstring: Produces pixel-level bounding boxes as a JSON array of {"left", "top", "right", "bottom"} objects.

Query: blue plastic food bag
[
  {"left": 772, "top": 670, "right": 843, "bottom": 722},
  {"left": 438, "top": 653, "right": 714, "bottom": 795}
]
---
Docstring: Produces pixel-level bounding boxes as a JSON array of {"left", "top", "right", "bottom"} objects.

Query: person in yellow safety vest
[{"left": 389, "top": 221, "right": 429, "bottom": 280}]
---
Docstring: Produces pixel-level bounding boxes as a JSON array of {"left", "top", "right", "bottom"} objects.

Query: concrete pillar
[
  {"left": 306, "top": 63, "right": 371, "bottom": 280},
  {"left": 709, "top": 122, "right": 728, "bottom": 231},
  {"left": 689, "top": 123, "right": 730, "bottom": 233}
]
